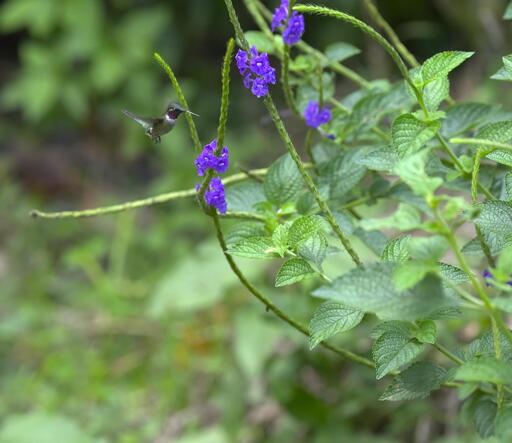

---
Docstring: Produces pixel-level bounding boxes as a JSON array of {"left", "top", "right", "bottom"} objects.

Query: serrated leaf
[
  {"left": 314, "top": 263, "right": 450, "bottom": 321},
  {"left": 373, "top": 331, "right": 424, "bottom": 379},
  {"left": 491, "top": 55, "right": 512, "bottom": 81},
  {"left": 309, "top": 302, "right": 364, "bottom": 349},
  {"left": 393, "top": 260, "right": 437, "bottom": 291},
  {"left": 423, "top": 76, "right": 450, "bottom": 113},
  {"left": 297, "top": 232, "right": 328, "bottom": 269},
  {"left": 439, "top": 263, "right": 469, "bottom": 284},
  {"left": 474, "top": 400, "right": 497, "bottom": 439},
  {"left": 415, "top": 320, "right": 437, "bottom": 344},
  {"left": 441, "top": 102, "right": 498, "bottom": 138},
  {"left": 455, "top": 357, "right": 512, "bottom": 384},
  {"left": 464, "top": 330, "right": 512, "bottom": 362},
  {"left": 263, "top": 154, "right": 304, "bottom": 205},
  {"left": 275, "top": 258, "right": 315, "bottom": 287},
  {"left": 332, "top": 211, "right": 354, "bottom": 235},
  {"left": 380, "top": 362, "right": 447, "bottom": 401},
  {"left": 225, "top": 222, "right": 267, "bottom": 245},
  {"left": 225, "top": 182, "right": 266, "bottom": 212},
  {"left": 392, "top": 113, "right": 440, "bottom": 158},
  {"left": 360, "top": 203, "right": 421, "bottom": 231},
  {"left": 474, "top": 201, "right": 512, "bottom": 253},
  {"left": 496, "top": 406, "right": 512, "bottom": 441},
  {"left": 371, "top": 321, "right": 415, "bottom": 340},
  {"left": 381, "top": 235, "right": 411, "bottom": 263},
  {"left": 494, "top": 297, "right": 512, "bottom": 314},
  {"left": 357, "top": 145, "right": 398, "bottom": 172},
  {"left": 324, "top": 42, "right": 360, "bottom": 63},
  {"left": 477, "top": 121, "right": 512, "bottom": 165},
  {"left": 505, "top": 172, "right": 512, "bottom": 201},
  {"left": 408, "top": 235, "right": 449, "bottom": 261},
  {"left": 288, "top": 215, "right": 327, "bottom": 248},
  {"left": 227, "top": 237, "right": 275, "bottom": 259},
  {"left": 394, "top": 149, "right": 443, "bottom": 197},
  {"left": 272, "top": 223, "right": 290, "bottom": 256},
  {"left": 421, "top": 51, "right": 474, "bottom": 84}
]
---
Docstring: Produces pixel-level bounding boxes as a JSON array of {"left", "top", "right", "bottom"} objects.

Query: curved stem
[
  {"left": 211, "top": 212, "right": 374, "bottom": 367},
  {"left": 450, "top": 137, "right": 512, "bottom": 153},
  {"left": 362, "top": 0, "right": 419, "bottom": 68},
  {"left": 154, "top": 53, "right": 202, "bottom": 152},
  {"left": 433, "top": 343, "right": 464, "bottom": 365}
]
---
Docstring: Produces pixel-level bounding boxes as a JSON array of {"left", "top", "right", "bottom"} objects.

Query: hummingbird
[{"left": 122, "top": 102, "right": 199, "bottom": 143}]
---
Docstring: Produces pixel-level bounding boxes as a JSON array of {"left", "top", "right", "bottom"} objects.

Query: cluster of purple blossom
[
  {"left": 195, "top": 139, "right": 229, "bottom": 214},
  {"left": 272, "top": 0, "right": 305, "bottom": 46},
  {"left": 235, "top": 47, "right": 276, "bottom": 98},
  {"left": 483, "top": 269, "right": 512, "bottom": 286},
  {"left": 304, "top": 101, "right": 332, "bottom": 128}
]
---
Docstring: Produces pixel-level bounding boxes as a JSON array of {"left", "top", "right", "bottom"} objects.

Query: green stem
[
  {"left": 492, "top": 317, "right": 505, "bottom": 410},
  {"left": 433, "top": 343, "right": 464, "bottom": 365},
  {"left": 154, "top": 53, "right": 202, "bottom": 152},
  {"left": 282, "top": 45, "right": 300, "bottom": 115},
  {"left": 362, "top": 0, "right": 419, "bottom": 68},
  {"left": 211, "top": 212, "right": 374, "bottom": 367},
  {"left": 450, "top": 137, "right": 512, "bottom": 153}
]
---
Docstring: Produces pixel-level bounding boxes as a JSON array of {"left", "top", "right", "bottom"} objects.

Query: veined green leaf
[
  {"left": 380, "top": 362, "right": 447, "bottom": 401},
  {"left": 288, "top": 215, "right": 328, "bottom": 248},
  {"left": 394, "top": 149, "right": 443, "bottom": 197},
  {"left": 441, "top": 102, "right": 498, "bottom": 138},
  {"left": 408, "top": 235, "right": 449, "bottom": 261},
  {"left": 227, "top": 237, "right": 276, "bottom": 259},
  {"left": 455, "top": 357, "right": 512, "bottom": 384},
  {"left": 474, "top": 201, "right": 512, "bottom": 253},
  {"left": 391, "top": 113, "right": 440, "bottom": 158},
  {"left": 275, "top": 258, "right": 315, "bottom": 287},
  {"left": 360, "top": 203, "right": 421, "bottom": 231},
  {"left": 381, "top": 235, "right": 411, "bottom": 263},
  {"left": 309, "top": 302, "right": 364, "bottom": 349},
  {"left": 297, "top": 232, "right": 328, "bottom": 270},
  {"left": 415, "top": 320, "right": 437, "bottom": 344},
  {"left": 324, "top": 41, "right": 360, "bottom": 63},
  {"left": 421, "top": 51, "right": 474, "bottom": 84},
  {"left": 393, "top": 260, "right": 437, "bottom": 291},
  {"left": 263, "top": 154, "right": 304, "bottom": 205}
]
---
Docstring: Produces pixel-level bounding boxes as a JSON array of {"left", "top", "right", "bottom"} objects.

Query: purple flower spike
[
  {"left": 304, "top": 101, "right": 332, "bottom": 128},
  {"left": 204, "top": 177, "right": 227, "bottom": 214},
  {"left": 271, "top": 0, "right": 305, "bottom": 46},
  {"left": 236, "top": 47, "right": 276, "bottom": 98},
  {"left": 195, "top": 139, "right": 230, "bottom": 176},
  {"left": 283, "top": 12, "right": 305, "bottom": 45}
]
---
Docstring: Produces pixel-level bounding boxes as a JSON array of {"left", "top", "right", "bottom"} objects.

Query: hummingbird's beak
[{"left": 185, "top": 110, "right": 199, "bottom": 117}]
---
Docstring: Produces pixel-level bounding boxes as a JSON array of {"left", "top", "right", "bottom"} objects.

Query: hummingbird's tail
[{"left": 121, "top": 109, "right": 151, "bottom": 129}]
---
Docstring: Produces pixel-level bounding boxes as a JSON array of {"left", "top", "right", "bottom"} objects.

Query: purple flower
[
  {"left": 204, "top": 177, "right": 227, "bottom": 214},
  {"left": 235, "top": 47, "right": 276, "bottom": 98},
  {"left": 271, "top": 0, "right": 289, "bottom": 31},
  {"left": 283, "top": 12, "right": 305, "bottom": 45},
  {"left": 195, "top": 139, "right": 229, "bottom": 176},
  {"left": 483, "top": 269, "right": 512, "bottom": 287},
  {"left": 304, "top": 101, "right": 332, "bottom": 128},
  {"left": 271, "top": 0, "right": 305, "bottom": 46}
]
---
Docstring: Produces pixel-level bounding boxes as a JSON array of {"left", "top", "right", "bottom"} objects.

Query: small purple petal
[
  {"left": 304, "top": 100, "right": 332, "bottom": 128},
  {"left": 204, "top": 177, "right": 227, "bottom": 214},
  {"left": 283, "top": 12, "right": 305, "bottom": 45}
]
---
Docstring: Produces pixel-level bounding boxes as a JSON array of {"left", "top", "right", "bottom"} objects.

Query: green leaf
[
  {"left": 439, "top": 263, "right": 470, "bottom": 284},
  {"left": 381, "top": 235, "right": 411, "bottom": 263},
  {"left": 474, "top": 201, "right": 512, "bottom": 253},
  {"left": 354, "top": 228, "right": 388, "bottom": 256},
  {"left": 505, "top": 172, "right": 512, "bottom": 201},
  {"left": 408, "top": 235, "right": 449, "bottom": 261},
  {"left": 423, "top": 76, "right": 450, "bottom": 113},
  {"left": 415, "top": 320, "right": 437, "bottom": 344},
  {"left": 297, "top": 232, "right": 328, "bottom": 270},
  {"left": 360, "top": 203, "right": 422, "bottom": 231},
  {"left": 455, "top": 357, "right": 512, "bottom": 384},
  {"left": 464, "top": 330, "right": 512, "bottom": 362},
  {"left": 225, "top": 182, "right": 266, "bottom": 212},
  {"left": 271, "top": 223, "right": 290, "bottom": 257},
  {"left": 309, "top": 302, "right": 364, "bottom": 349},
  {"left": 275, "top": 258, "right": 315, "bottom": 287},
  {"left": 496, "top": 406, "right": 512, "bottom": 442},
  {"left": 494, "top": 297, "right": 512, "bottom": 314},
  {"left": 473, "top": 399, "right": 497, "bottom": 439},
  {"left": 478, "top": 121, "right": 512, "bottom": 165},
  {"left": 357, "top": 145, "right": 398, "bottom": 172},
  {"left": 380, "top": 362, "right": 447, "bottom": 401},
  {"left": 491, "top": 55, "right": 512, "bottom": 81},
  {"left": 441, "top": 102, "right": 497, "bottom": 138},
  {"left": 288, "top": 215, "right": 327, "bottom": 248},
  {"left": 314, "top": 263, "right": 450, "bottom": 321},
  {"left": 394, "top": 149, "right": 443, "bottom": 197},
  {"left": 393, "top": 260, "right": 437, "bottom": 291},
  {"left": 225, "top": 222, "right": 267, "bottom": 245},
  {"left": 263, "top": 154, "right": 304, "bottom": 206},
  {"left": 391, "top": 113, "right": 440, "bottom": 158},
  {"left": 505, "top": 2, "right": 512, "bottom": 19},
  {"left": 227, "top": 237, "right": 276, "bottom": 259},
  {"left": 421, "top": 51, "right": 474, "bottom": 84},
  {"left": 372, "top": 330, "right": 424, "bottom": 379},
  {"left": 324, "top": 42, "right": 360, "bottom": 63},
  {"left": 318, "top": 150, "right": 367, "bottom": 199},
  {"left": 244, "top": 31, "right": 276, "bottom": 54}
]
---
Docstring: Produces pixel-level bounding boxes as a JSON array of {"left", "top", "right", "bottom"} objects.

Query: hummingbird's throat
[{"left": 166, "top": 110, "right": 180, "bottom": 121}]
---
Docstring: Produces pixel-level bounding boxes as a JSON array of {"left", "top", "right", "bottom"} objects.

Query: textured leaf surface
[
  {"left": 225, "top": 182, "right": 266, "bottom": 212},
  {"left": 314, "top": 263, "right": 449, "bottom": 321},
  {"left": 324, "top": 42, "right": 360, "bottom": 63},
  {"left": 474, "top": 201, "right": 512, "bottom": 252},
  {"left": 263, "top": 154, "right": 303, "bottom": 205},
  {"left": 473, "top": 400, "right": 497, "bottom": 439},
  {"left": 309, "top": 302, "right": 364, "bottom": 349},
  {"left": 381, "top": 236, "right": 411, "bottom": 262},
  {"left": 360, "top": 204, "right": 421, "bottom": 231},
  {"left": 380, "top": 362, "right": 447, "bottom": 401},
  {"left": 441, "top": 102, "right": 497, "bottom": 138},
  {"left": 373, "top": 331, "right": 424, "bottom": 379},
  {"left": 275, "top": 258, "right": 315, "bottom": 287},
  {"left": 391, "top": 113, "right": 440, "bottom": 158},
  {"left": 421, "top": 51, "right": 474, "bottom": 84},
  {"left": 297, "top": 232, "right": 328, "bottom": 269},
  {"left": 394, "top": 149, "right": 443, "bottom": 197},
  {"left": 455, "top": 357, "right": 512, "bottom": 384},
  {"left": 288, "top": 215, "right": 327, "bottom": 248},
  {"left": 227, "top": 237, "right": 275, "bottom": 259}
]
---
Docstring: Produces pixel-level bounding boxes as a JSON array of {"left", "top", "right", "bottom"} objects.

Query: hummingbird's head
[{"left": 165, "top": 102, "right": 199, "bottom": 122}]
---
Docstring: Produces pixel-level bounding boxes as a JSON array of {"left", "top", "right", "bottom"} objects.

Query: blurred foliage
[{"left": 1, "top": 0, "right": 512, "bottom": 442}]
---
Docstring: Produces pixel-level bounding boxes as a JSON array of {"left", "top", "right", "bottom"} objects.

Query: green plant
[{"left": 32, "top": 0, "right": 512, "bottom": 440}]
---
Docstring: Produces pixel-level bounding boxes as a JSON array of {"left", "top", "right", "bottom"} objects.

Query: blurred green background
[{"left": 1, "top": 1, "right": 511, "bottom": 442}]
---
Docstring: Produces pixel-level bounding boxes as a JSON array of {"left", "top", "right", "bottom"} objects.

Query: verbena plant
[{"left": 33, "top": 0, "right": 512, "bottom": 438}]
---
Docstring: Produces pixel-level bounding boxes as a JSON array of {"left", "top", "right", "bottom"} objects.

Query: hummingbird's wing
[{"left": 122, "top": 110, "right": 160, "bottom": 130}]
